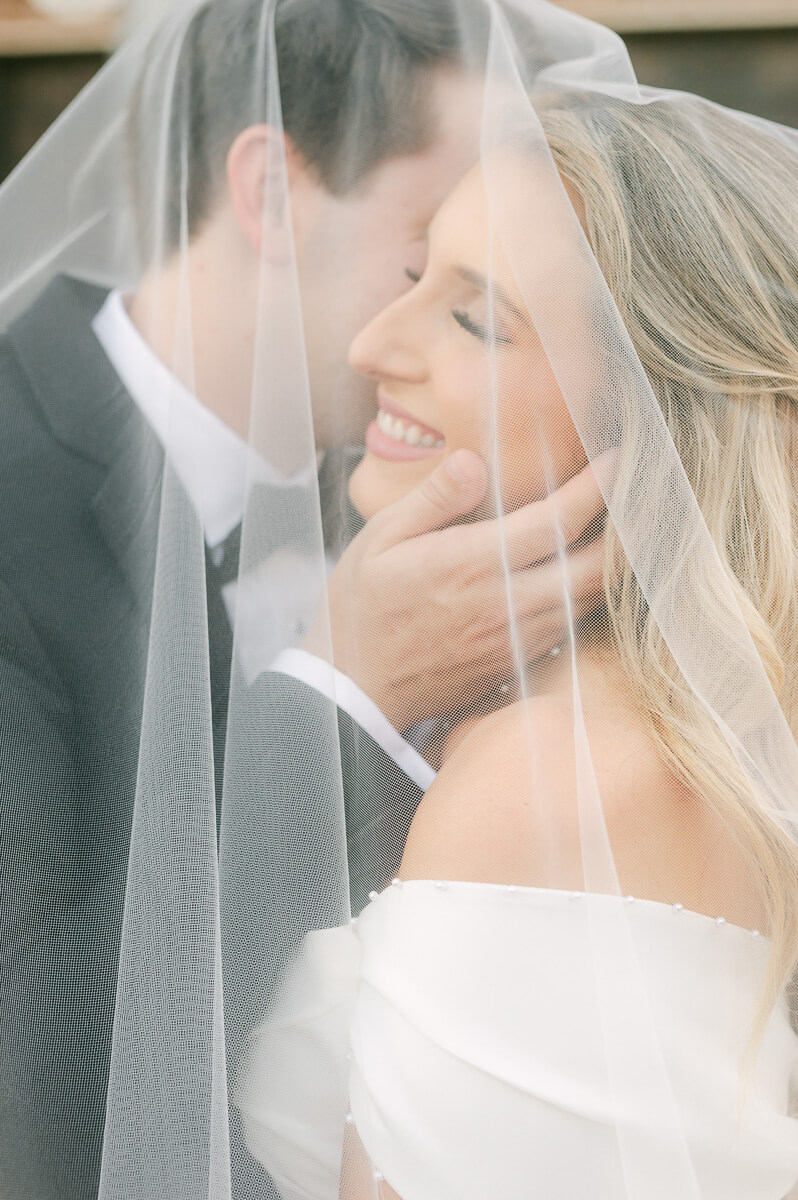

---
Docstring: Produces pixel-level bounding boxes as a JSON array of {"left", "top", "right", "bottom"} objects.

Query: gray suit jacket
[{"left": 0, "top": 276, "right": 424, "bottom": 1200}]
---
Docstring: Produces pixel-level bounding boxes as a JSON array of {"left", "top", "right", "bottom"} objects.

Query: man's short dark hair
[{"left": 129, "top": 0, "right": 480, "bottom": 261}]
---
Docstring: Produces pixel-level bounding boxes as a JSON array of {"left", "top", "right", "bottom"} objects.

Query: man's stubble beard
[{"left": 310, "top": 356, "right": 378, "bottom": 453}]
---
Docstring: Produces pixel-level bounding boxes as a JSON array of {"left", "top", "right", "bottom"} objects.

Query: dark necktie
[
  {"left": 203, "top": 480, "right": 329, "bottom": 828},
  {"left": 203, "top": 455, "right": 368, "bottom": 829},
  {"left": 205, "top": 528, "right": 239, "bottom": 831}
]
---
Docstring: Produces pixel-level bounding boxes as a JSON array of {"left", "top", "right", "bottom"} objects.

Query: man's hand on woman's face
[{"left": 303, "top": 449, "right": 610, "bottom": 732}]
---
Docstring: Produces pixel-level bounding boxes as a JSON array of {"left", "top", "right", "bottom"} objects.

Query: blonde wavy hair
[{"left": 540, "top": 93, "right": 798, "bottom": 1042}]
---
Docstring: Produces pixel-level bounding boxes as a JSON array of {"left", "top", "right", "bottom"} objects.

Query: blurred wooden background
[
  {"left": 0, "top": 0, "right": 110, "bottom": 181},
  {"left": 1, "top": 0, "right": 798, "bottom": 182}
]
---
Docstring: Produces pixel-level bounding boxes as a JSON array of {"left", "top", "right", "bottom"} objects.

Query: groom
[{"left": 0, "top": 1, "right": 606, "bottom": 1198}]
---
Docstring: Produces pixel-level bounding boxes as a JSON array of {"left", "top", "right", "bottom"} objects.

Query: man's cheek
[{"left": 352, "top": 252, "right": 419, "bottom": 322}]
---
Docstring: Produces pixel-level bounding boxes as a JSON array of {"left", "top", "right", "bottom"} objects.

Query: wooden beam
[
  {"left": 558, "top": 0, "right": 798, "bottom": 34},
  {"left": 1, "top": 0, "right": 797, "bottom": 59},
  {"left": 0, "top": 0, "right": 116, "bottom": 56}
]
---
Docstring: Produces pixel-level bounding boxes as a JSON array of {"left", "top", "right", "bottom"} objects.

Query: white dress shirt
[{"left": 92, "top": 290, "right": 435, "bottom": 793}]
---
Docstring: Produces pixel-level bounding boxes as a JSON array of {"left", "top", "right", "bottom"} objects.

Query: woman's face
[{"left": 348, "top": 157, "right": 588, "bottom": 519}]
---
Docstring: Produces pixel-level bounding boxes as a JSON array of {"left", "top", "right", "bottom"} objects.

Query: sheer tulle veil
[{"left": 0, "top": 1, "right": 797, "bottom": 1198}]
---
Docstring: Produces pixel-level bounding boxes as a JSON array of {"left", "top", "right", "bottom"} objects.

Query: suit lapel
[
  {"left": 10, "top": 276, "right": 236, "bottom": 819},
  {"left": 89, "top": 405, "right": 164, "bottom": 606},
  {"left": 9, "top": 275, "right": 165, "bottom": 607}
]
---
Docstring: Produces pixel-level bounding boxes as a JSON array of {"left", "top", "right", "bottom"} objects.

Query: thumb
[{"left": 371, "top": 450, "right": 488, "bottom": 549}]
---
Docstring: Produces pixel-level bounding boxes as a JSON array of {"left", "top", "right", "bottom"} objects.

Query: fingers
[
  {"left": 461, "top": 610, "right": 571, "bottom": 680},
  {"left": 432, "top": 538, "right": 604, "bottom": 679},
  {"left": 473, "top": 536, "right": 604, "bottom": 628},
  {"left": 430, "top": 454, "right": 613, "bottom": 573},
  {"left": 509, "top": 536, "right": 606, "bottom": 619},
  {"left": 368, "top": 450, "right": 488, "bottom": 551},
  {"left": 503, "top": 460, "right": 612, "bottom": 569}
]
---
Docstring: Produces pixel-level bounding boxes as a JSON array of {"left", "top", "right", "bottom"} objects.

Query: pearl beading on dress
[
  {"left": 399, "top": 882, "right": 764, "bottom": 937},
  {"left": 343, "top": 881, "right": 768, "bottom": 1198},
  {"left": 561, "top": 890, "right": 761, "bottom": 936},
  {"left": 374, "top": 880, "right": 763, "bottom": 937}
]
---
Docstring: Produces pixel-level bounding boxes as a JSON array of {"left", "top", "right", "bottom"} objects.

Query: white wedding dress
[{"left": 237, "top": 881, "right": 798, "bottom": 1200}]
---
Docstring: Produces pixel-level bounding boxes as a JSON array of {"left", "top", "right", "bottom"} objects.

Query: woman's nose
[{"left": 348, "top": 294, "right": 428, "bottom": 384}]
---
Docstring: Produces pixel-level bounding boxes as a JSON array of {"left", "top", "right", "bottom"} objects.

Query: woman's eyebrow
[{"left": 454, "top": 265, "right": 525, "bottom": 322}]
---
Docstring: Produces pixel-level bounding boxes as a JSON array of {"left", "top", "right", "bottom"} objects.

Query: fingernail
[{"left": 445, "top": 450, "right": 483, "bottom": 488}]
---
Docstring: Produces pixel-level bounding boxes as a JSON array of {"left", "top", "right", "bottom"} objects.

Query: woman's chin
[{"left": 348, "top": 449, "right": 443, "bottom": 519}]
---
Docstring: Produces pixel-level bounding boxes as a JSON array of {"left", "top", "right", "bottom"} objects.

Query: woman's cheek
[
  {"left": 501, "top": 372, "right": 587, "bottom": 506},
  {"left": 492, "top": 368, "right": 555, "bottom": 506},
  {"left": 436, "top": 361, "right": 493, "bottom": 455}
]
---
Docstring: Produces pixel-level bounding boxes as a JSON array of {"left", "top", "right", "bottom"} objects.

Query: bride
[{"left": 237, "top": 87, "right": 798, "bottom": 1200}]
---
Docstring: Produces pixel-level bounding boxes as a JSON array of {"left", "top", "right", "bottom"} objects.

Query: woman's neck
[
  {"left": 524, "top": 615, "right": 624, "bottom": 708},
  {"left": 436, "top": 613, "right": 628, "bottom": 770}
]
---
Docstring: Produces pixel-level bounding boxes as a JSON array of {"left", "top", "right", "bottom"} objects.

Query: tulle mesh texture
[{"left": 1, "top": 1, "right": 797, "bottom": 1198}]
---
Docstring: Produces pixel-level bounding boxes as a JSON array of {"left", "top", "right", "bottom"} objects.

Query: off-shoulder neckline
[{"left": 364, "top": 878, "right": 769, "bottom": 946}]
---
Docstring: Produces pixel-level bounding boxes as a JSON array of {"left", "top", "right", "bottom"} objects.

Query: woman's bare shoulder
[
  {"left": 400, "top": 696, "right": 588, "bottom": 889},
  {"left": 399, "top": 695, "right": 762, "bottom": 927}
]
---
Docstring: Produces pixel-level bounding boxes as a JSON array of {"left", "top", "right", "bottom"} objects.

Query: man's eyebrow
[{"left": 454, "top": 266, "right": 526, "bottom": 322}]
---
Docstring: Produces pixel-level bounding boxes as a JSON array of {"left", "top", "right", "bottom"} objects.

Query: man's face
[{"left": 293, "top": 68, "right": 485, "bottom": 451}]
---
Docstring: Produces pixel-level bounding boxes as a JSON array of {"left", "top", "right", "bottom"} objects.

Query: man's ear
[{"left": 226, "top": 124, "right": 320, "bottom": 262}]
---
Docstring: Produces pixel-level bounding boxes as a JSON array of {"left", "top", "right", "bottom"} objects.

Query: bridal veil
[{"left": 0, "top": 0, "right": 797, "bottom": 1197}]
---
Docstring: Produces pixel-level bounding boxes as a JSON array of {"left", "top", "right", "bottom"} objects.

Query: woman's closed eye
[
  {"left": 403, "top": 267, "right": 514, "bottom": 346},
  {"left": 452, "top": 307, "right": 513, "bottom": 346}
]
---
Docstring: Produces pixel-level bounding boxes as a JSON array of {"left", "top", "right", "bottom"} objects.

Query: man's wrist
[{"left": 298, "top": 627, "right": 409, "bottom": 729}]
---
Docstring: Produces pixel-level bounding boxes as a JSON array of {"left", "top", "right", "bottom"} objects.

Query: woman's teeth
[{"left": 376, "top": 408, "right": 444, "bottom": 449}]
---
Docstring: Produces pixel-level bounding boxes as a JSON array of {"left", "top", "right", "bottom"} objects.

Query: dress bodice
[{"left": 237, "top": 881, "right": 798, "bottom": 1200}]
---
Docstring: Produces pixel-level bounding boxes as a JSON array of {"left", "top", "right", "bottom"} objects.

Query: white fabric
[
  {"left": 269, "top": 649, "right": 437, "bottom": 793},
  {"left": 93, "top": 289, "right": 283, "bottom": 549},
  {"left": 93, "top": 289, "right": 422, "bottom": 774},
  {"left": 239, "top": 880, "right": 798, "bottom": 1200},
  {"left": 2, "top": 2, "right": 796, "bottom": 1194}
]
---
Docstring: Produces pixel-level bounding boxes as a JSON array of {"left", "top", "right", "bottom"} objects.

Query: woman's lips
[
  {"left": 366, "top": 393, "right": 446, "bottom": 462},
  {"left": 366, "top": 417, "right": 445, "bottom": 462}
]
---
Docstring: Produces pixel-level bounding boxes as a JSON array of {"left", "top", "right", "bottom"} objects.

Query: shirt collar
[{"left": 92, "top": 289, "right": 316, "bottom": 549}]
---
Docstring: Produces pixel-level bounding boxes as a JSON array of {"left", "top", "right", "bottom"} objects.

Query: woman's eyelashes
[
  {"left": 403, "top": 267, "right": 513, "bottom": 346},
  {"left": 452, "top": 308, "right": 513, "bottom": 346}
]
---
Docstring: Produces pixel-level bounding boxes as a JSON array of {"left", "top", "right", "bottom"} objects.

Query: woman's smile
[
  {"left": 365, "top": 390, "right": 447, "bottom": 462},
  {"left": 348, "top": 159, "right": 587, "bottom": 519}
]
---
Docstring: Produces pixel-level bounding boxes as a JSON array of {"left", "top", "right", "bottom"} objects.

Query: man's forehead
[
  {"left": 358, "top": 70, "right": 484, "bottom": 229},
  {"left": 428, "top": 66, "right": 487, "bottom": 145}
]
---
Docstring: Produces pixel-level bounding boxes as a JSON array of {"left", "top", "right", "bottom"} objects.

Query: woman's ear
[{"left": 226, "top": 124, "right": 319, "bottom": 262}]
